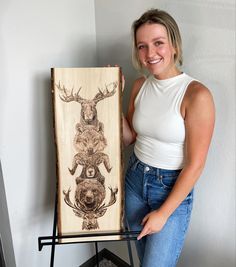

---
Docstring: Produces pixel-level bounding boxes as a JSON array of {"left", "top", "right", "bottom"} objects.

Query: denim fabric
[{"left": 125, "top": 153, "right": 193, "bottom": 267}]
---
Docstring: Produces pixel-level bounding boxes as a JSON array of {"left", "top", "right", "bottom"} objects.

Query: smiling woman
[
  {"left": 131, "top": 9, "right": 183, "bottom": 75},
  {"left": 123, "top": 8, "right": 215, "bottom": 267},
  {"left": 135, "top": 23, "right": 180, "bottom": 79}
]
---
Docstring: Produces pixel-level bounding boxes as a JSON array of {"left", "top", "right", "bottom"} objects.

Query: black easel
[{"left": 38, "top": 193, "right": 139, "bottom": 267}]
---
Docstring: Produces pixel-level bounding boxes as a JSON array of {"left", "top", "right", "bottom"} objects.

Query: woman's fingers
[
  {"left": 137, "top": 225, "right": 150, "bottom": 240},
  {"left": 141, "top": 214, "right": 149, "bottom": 225},
  {"left": 121, "top": 74, "right": 125, "bottom": 92},
  {"left": 106, "top": 64, "right": 125, "bottom": 91}
]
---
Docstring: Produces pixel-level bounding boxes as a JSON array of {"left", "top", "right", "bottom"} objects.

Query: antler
[
  {"left": 63, "top": 188, "right": 86, "bottom": 218},
  {"left": 93, "top": 82, "right": 117, "bottom": 104},
  {"left": 56, "top": 81, "right": 84, "bottom": 103},
  {"left": 63, "top": 188, "right": 76, "bottom": 209},
  {"left": 97, "top": 186, "right": 118, "bottom": 211}
]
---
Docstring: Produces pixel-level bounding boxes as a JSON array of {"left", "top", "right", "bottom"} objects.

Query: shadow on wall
[
  {"left": 96, "top": 36, "right": 140, "bottom": 168},
  {"left": 0, "top": 161, "right": 16, "bottom": 267},
  {"left": 27, "top": 39, "right": 99, "bottom": 222},
  {"left": 30, "top": 74, "right": 57, "bottom": 220}
]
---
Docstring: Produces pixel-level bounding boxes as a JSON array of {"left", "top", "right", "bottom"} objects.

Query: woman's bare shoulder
[
  {"left": 187, "top": 81, "right": 212, "bottom": 99},
  {"left": 184, "top": 80, "right": 214, "bottom": 108},
  {"left": 131, "top": 76, "right": 146, "bottom": 98}
]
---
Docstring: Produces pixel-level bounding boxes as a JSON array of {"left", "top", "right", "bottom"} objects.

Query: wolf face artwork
[{"left": 69, "top": 128, "right": 112, "bottom": 176}]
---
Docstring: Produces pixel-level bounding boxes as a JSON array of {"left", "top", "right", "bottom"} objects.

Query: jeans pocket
[
  {"left": 158, "top": 172, "right": 180, "bottom": 190},
  {"left": 174, "top": 191, "right": 194, "bottom": 216},
  {"left": 183, "top": 189, "right": 194, "bottom": 205}
]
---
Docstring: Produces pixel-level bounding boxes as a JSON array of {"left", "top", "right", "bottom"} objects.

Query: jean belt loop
[
  {"left": 156, "top": 167, "right": 160, "bottom": 177},
  {"left": 133, "top": 159, "right": 139, "bottom": 170}
]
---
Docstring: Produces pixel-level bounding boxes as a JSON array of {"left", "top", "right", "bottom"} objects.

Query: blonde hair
[{"left": 132, "top": 9, "right": 183, "bottom": 71}]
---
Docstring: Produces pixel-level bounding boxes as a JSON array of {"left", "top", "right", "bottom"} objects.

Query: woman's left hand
[{"left": 137, "top": 210, "right": 168, "bottom": 240}]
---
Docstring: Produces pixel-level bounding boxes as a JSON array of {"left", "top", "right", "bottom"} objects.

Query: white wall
[
  {"left": 1, "top": 0, "right": 235, "bottom": 266},
  {"left": 0, "top": 0, "right": 97, "bottom": 266},
  {"left": 95, "top": 1, "right": 236, "bottom": 267}
]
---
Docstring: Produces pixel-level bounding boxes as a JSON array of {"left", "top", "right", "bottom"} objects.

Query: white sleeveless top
[{"left": 133, "top": 73, "right": 196, "bottom": 170}]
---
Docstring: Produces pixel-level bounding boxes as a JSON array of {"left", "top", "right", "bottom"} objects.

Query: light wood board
[{"left": 51, "top": 67, "right": 123, "bottom": 242}]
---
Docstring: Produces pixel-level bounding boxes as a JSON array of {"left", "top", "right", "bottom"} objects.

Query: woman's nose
[{"left": 147, "top": 45, "right": 156, "bottom": 57}]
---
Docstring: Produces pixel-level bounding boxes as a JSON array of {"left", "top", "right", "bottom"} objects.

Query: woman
[{"left": 123, "top": 9, "right": 215, "bottom": 267}]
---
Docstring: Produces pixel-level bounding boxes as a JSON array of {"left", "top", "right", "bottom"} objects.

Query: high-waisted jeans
[{"left": 125, "top": 152, "right": 193, "bottom": 267}]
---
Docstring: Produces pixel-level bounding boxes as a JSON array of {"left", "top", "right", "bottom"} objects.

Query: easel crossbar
[{"left": 38, "top": 231, "right": 140, "bottom": 251}]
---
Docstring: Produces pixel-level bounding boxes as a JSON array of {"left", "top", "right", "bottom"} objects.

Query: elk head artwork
[
  {"left": 56, "top": 81, "right": 118, "bottom": 230},
  {"left": 57, "top": 81, "right": 117, "bottom": 133}
]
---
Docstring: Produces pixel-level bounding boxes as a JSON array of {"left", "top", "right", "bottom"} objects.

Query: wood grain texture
[{"left": 51, "top": 67, "right": 123, "bottom": 242}]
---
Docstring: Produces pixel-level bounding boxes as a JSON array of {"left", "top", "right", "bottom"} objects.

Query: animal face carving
[
  {"left": 63, "top": 185, "right": 118, "bottom": 230},
  {"left": 80, "top": 101, "right": 97, "bottom": 124},
  {"left": 86, "top": 165, "right": 96, "bottom": 178},
  {"left": 74, "top": 128, "right": 107, "bottom": 155},
  {"left": 75, "top": 179, "right": 105, "bottom": 211},
  {"left": 75, "top": 165, "right": 105, "bottom": 185},
  {"left": 82, "top": 212, "right": 100, "bottom": 230},
  {"left": 56, "top": 81, "right": 117, "bottom": 129}
]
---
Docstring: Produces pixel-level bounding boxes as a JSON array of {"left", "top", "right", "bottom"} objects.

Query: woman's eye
[
  {"left": 155, "top": 41, "right": 163, "bottom": 46},
  {"left": 137, "top": 45, "right": 145, "bottom": 50}
]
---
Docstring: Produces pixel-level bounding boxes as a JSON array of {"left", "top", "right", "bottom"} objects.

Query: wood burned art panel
[{"left": 52, "top": 67, "right": 123, "bottom": 242}]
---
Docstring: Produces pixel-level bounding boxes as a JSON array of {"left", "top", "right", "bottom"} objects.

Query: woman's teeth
[{"left": 148, "top": 59, "right": 162, "bottom": 64}]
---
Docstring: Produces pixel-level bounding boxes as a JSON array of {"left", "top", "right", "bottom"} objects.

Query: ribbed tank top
[{"left": 133, "top": 73, "right": 196, "bottom": 170}]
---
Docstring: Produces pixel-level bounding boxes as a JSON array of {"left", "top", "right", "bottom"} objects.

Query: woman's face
[{"left": 136, "top": 23, "right": 178, "bottom": 79}]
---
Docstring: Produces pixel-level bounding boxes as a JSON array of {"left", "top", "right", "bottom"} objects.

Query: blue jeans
[{"left": 125, "top": 153, "right": 193, "bottom": 267}]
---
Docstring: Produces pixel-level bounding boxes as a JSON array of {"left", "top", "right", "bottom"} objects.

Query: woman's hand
[
  {"left": 107, "top": 64, "right": 125, "bottom": 92},
  {"left": 121, "top": 73, "right": 125, "bottom": 92},
  {"left": 114, "top": 64, "right": 125, "bottom": 92},
  {"left": 137, "top": 210, "right": 168, "bottom": 240}
]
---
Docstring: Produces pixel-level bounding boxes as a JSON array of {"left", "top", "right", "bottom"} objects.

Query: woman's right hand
[
  {"left": 120, "top": 70, "right": 125, "bottom": 93},
  {"left": 107, "top": 64, "right": 125, "bottom": 92}
]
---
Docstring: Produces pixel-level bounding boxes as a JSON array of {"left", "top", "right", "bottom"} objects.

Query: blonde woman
[{"left": 123, "top": 9, "right": 215, "bottom": 267}]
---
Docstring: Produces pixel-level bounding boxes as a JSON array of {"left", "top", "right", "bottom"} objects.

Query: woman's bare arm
[
  {"left": 123, "top": 77, "right": 145, "bottom": 146},
  {"left": 138, "top": 81, "right": 215, "bottom": 239}
]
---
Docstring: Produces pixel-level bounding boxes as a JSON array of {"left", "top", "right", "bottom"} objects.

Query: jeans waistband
[{"left": 130, "top": 152, "right": 182, "bottom": 176}]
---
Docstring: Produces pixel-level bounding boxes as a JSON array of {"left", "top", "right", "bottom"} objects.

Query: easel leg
[
  {"left": 125, "top": 223, "right": 134, "bottom": 267},
  {"left": 50, "top": 194, "right": 58, "bottom": 267},
  {"left": 127, "top": 240, "right": 134, "bottom": 267},
  {"left": 95, "top": 241, "right": 99, "bottom": 267}
]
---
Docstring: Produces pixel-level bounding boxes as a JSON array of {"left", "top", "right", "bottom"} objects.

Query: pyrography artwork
[{"left": 52, "top": 67, "right": 123, "bottom": 242}]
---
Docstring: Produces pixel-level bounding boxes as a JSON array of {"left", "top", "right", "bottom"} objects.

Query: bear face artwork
[
  {"left": 75, "top": 178, "right": 106, "bottom": 211},
  {"left": 63, "top": 180, "right": 118, "bottom": 230},
  {"left": 57, "top": 81, "right": 118, "bottom": 231}
]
